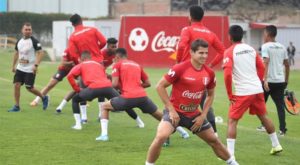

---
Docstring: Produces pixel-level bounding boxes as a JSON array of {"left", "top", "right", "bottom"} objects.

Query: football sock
[
  {"left": 269, "top": 132, "right": 280, "bottom": 147},
  {"left": 57, "top": 99, "right": 67, "bottom": 110},
  {"left": 80, "top": 105, "right": 87, "bottom": 120},
  {"left": 136, "top": 116, "right": 145, "bottom": 127},
  {"left": 101, "top": 119, "right": 109, "bottom": 136},
  {"left": 145, "top": 161, "right": 154, "bottom": 165},
  {"left": 73, "top": 114, "right": 81, "bottom": 127},
  {"left": 176, "top": 126, "right": 188, "bottom": 135},
  {"left": 34, "top": 96, "right": 40, "bottom": 103},
  {"left": 227, "top": 138, "right": 236, "bottom": 156},
  {"left": 98, "top": 102, "right": 103, "bottom": 118}
]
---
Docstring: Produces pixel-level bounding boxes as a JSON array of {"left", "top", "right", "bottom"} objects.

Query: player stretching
[
  {"left": 8, "top": 22, "right": 48, "bottom": 112},
  {"left": 96, "top": 48, "right": 189, "bottom": 141},
  {"left": 223, "top": 25, "right": 283, "bottom": 159},
  {"left": 176, "top": 5, "right": 226, "bottom": 136},
  {"left": 146, "top": 39, "right": 238, "bottom": 165},
  {"left": 30, "top": 48, "right": 79, "bottom": 108}
]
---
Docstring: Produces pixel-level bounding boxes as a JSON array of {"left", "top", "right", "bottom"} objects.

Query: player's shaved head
[
  {"left": 81, "top": 51, "right": 91, "bottom": 60},
  {"left": 229, "top": 25, "right": 243, "bottom": 42},
  {"left": 115, "top": 48, "right": 128, "bottom": 58},
  {"left": 191, "top": 39, "right": 208, "bottom": 52},
  {"left": 70, "top": 14, "right": 82, "bottom": 26},
  {"left": 189, "top": 5, "right": 204, "bottom": 21}
]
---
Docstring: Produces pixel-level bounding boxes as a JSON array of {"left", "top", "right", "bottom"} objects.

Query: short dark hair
[
  {"left": 229, "top": 25, "right": 244, "bottom": 42},
  {"left": 70, "top": 14, "right": 82, "bottom": 26},
  {"left": 191, "top": 39, "right": 208, "bottom": 52},
  {"left": 107, "top": 38, "right": 118, "bottom": 44},
  {"left": 81, "top": 51, "right": 91, "bottom": 60},
  {"left": 265, "top": 25, "right": 277, "bottom": 38},
  {"left": 115, "top": 48, "right": 127, "bottom": 58},
  {"left": 189, "top": 5, "right": 204, "bottom": 21},
  {"left": 23, "top": 22, "right": 31, "bottom": 27}
]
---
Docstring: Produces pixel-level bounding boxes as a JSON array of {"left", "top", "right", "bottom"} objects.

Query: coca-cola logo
[
  {"left": 182, "top": 90, "right": 203, "bottom": 99},
  {"left": 151, "top": 31, "right": 180, "bottom": 52}
]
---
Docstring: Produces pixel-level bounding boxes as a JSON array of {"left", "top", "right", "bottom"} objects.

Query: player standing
[
  {"left": 96, "top": 48, "right": 189, "bottom": 141},
  {"left": 8, "top": 22, "right": 49, "bottom": 112},
  {"left": 176, "top": 5, "right": 226, "bottom": 136},
  {"left": 145, "top": 39, "right": 238, "bottom": 165},
  {"left": 223, "top": 25, "right": 283, "bottom": 159}
]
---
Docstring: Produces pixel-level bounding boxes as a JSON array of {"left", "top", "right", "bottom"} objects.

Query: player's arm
[
  {"left": 12, "top": 51, "right": 19, "bottom": 73},
  {"left": 141, "top": 68, "right": 151, "bottom": 88},
  {"left": 261, "top": 45, "right": 270, "bottom": 91},
  {"left": 223, "top": 54, "right": 234, "bottom": 101},
  {"left": 111, "top": 63, "right": 120, "bottom": 89},
  {"left": 156, "top": 77, "right": 179, "bottom": 126},
  {"left": 95, "top": 29, "right": 107, "bottom": 49},
  {"left": 176, "top": 27, "right": 190, "bottom": 63},
  {"left": 67, "top": 65, "right": 81, "bottom": 93},
  {"left": 32, "top": 38, "right": 43, "bottom": 74},
  {"left": 112, "top": 76, "right": 119, "bottom": 89},
  {"left": 283, "top": 49, "right": 290, "bottom": 85},
  {"left": 256, "top": 53, "right": 265, "bottom": 81},
  {"left": 209, "top": 34, "right": 226, "bottom": 68}
]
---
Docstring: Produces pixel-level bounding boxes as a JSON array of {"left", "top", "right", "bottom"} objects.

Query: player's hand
[
  {"left": 229, "top": 95, "right": 236, "bottom": 105},
  {"left": 169, "top": 110, "right": 180, "bottom": 127},
  {"left": 191, "top": 115, "right": 205, "bottom": 133},
  {"left": 12, "top": 67, "right": 16, "bottom": 73},
  {"left": 263, "top": 81, "right": 270, "bottom": 92},
  {"left": 32, "top": 65, "right": 38, "bottom": 74}
]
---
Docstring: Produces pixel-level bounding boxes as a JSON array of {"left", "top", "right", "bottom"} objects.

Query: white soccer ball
[{"left": 128, "top": 28, "right": 149, "bottom": 51}]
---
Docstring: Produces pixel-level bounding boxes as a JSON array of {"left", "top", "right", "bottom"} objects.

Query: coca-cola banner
[{"left": 119, "top": 16, "right": 230, "bottom": 68}]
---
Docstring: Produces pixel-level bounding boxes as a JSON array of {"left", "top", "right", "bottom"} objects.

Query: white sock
[
  {"left": 98, "top": 102, "right": 104, "bottom": 118},
  {"left": 176, "top": 126, "right": 188, "bottom": 135},
  {"left": 100, "top": 119, "right": 109, "bottom": 136},
  {"left": 136, "top": 116, "right": 145, "bottom": 128},
  {"left": 73, "top": 114, "right": 81, "bottom": 127},
  {"left": 80, "top": 105, "right": 87, "bottom": 120},
  {"left": 34, "top": 96, "right": 40, "bottom": 103},
  {"left": 269, "top": 132, "right": 280, "bottom": 147},
  {"left": 227, "top": 138, "right": 236, "bottom": 157},
  {"left": 57, "top": 99, "right": 67, "bottom": 110},
  {"left": 145, "top": 161, "right": 155, "bottom": 165},
  {"left": 226, "top": 156, "right": 239, "bottom": 165}
]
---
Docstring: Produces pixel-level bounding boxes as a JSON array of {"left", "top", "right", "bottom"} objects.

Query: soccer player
[
  {"left": 146, "top": 39, "right": 238, "bottom": 165},
  {"left": 256, "top": 25, "right": 290, "bottom": 136},
  {"left": 67, "top": 51, "right": 144, "bottom": 130},
  {"left": 8, "top": 22, "right": 49, "bottom": 112},
  {"left": 95, "top": 48, "right": 189, "bottom": 141},
  {"left": 29, "top": 48, "right": 79, "bottom": 107},
  {"left": 176, "top": 5, "right": 225, "bottom": 136},
  {"left": 223, "top": 25, "right": 283, "bottom": 158}
]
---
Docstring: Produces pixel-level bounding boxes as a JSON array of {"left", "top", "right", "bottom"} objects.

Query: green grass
[{"left": 0, "top": 48, "right": 300, "bottom": 165}]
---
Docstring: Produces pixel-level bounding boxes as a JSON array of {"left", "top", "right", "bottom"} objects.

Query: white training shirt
[
  {"left": 15, "top": 36, "right": 42, "bottom": 73},
  {"left": 261, "top": 42, "right": 288, "bottom": 83},
  {"left": 223, "top": 43, "right": 263, "bottom": 96}
]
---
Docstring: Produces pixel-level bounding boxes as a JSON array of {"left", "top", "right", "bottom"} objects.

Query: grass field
[{"left": 0, "top": 49, "right": 300, "bottom": 165}]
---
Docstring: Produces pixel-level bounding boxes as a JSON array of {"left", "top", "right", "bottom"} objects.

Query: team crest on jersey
[
  {"left": 168, "top": 69, "right": 175, "bottom": 77},
  {"left": 202, "top": 77, "right": 210, "bottom": 86}
]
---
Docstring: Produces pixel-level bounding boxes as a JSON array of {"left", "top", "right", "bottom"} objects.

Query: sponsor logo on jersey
[
  {"left": 179, "top": 103, "right": 198, "bottom": 112},
  {"left": 182, "top": 90, "right": 203, "bottom": 99}
]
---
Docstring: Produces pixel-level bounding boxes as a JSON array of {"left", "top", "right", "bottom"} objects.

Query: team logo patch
[{"left": 202, "top": 77, "right": 210, "bottom": 86}]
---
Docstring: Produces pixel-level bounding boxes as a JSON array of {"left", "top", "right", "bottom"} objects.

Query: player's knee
[
  {"left": 154, "top": 133, "right": 169, "bottom": 143},
  {"left": 14, "top": 83, "right": 21, "bottom": 88},
  {"left": 25, "top": 85, "right": 33, "bottom": 91}
]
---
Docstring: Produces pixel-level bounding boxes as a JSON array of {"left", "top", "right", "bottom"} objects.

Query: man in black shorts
[
  {"left": 9, "top": 22, "right": 48, "bottom": 112},
  {"left": 96, "top": 48, "right": 189, "bottom": 141}
]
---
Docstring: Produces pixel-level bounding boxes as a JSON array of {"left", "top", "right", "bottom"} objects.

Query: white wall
[{"left": 8, "top": 0, "right": 108, "bottom": 18}]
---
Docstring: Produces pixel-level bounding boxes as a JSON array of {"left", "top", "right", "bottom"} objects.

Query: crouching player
[{"left": 145, "top": 39, "right": 238, "bottom": 165}]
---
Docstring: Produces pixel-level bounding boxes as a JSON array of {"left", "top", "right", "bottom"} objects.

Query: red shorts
[{"left": 229, "top": 93, "right": 267, "bottom": 120}]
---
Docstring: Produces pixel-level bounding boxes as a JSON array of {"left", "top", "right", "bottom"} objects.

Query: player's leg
[
  {"left": 24, "top": 72, "right": 48, "bottom": 110},
  {"left": 196, "top": 127, "right": 239, "bottom": 165},
  {"left": 269, "top": 83, "right": 287, "bottom": 135},
  {"left": 56, "top": 91, "right": 76, "bottom": 113},
  {"left": 9, "top": 70, "right": 24, "bottom": 112},
  {"left": 71, "top": 93, "right": 84, "bottom": 130},
  {"left": 200, "top": 91, "right": 218, "bottom": 136},
  {"left": 96, "top": 99, "right": 114, "bottom": 141},
  {"left": 227, "top": 118, "right": 238, "bottom": 158},
  {"left": 257, "top": 87, "right": 271, "bottom": 132},
  {"left": 31, "top": 77, "right": 59, "bottom": 106},
  {"left": 80, "top": 101, "right": 88, "bottom": 123},
  {"left": 146, "top": 120, "right": 175, "bottom": 165},
  {"left": 97, "top": 96, "right": 105, "bottom": 120}
]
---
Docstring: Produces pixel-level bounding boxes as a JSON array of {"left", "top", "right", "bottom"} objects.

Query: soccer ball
[{"left": 128, "top": 27, "right": 149, "bottom": 51}]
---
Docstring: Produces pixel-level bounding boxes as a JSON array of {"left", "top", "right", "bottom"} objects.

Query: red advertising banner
[{"left": 119, "top": 16, "right": 230, "bottom": 68}]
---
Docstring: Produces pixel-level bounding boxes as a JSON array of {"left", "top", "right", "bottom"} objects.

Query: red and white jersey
[
  {"left": 67, "top": 60, "right": 112, "bottom": 92},
  {"left": 58, "top": 48, "right": 80, "bottom": 72},
  {"left": 164, "top": 61, "right": 216, "bottom": 118},
  {"left": 112, "top": 59, "right": 148, "bottom": 98},
  {"left": 176, "top": 22, "right": 225, "bottom": 67},
  {"left": 101, "top": 48, "right": 115, "bottom": 69},
  {"left": 223, "top": 43, "right": 264, "bottom": 99},
  {"left": 68, "top": 25, "right": 106, "bottom": 63}
]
